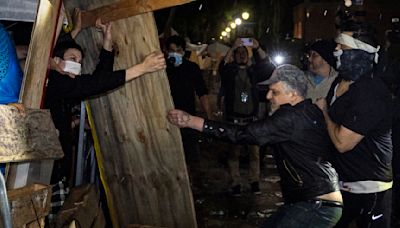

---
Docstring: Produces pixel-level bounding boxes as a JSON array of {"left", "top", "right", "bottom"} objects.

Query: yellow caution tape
[{"left": 85, "top": 102, "right": 119, "bottom": 228}]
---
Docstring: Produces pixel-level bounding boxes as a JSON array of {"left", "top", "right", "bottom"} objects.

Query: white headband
[{"left": 335, "top": 33, "right": 380, "bottom": 63}]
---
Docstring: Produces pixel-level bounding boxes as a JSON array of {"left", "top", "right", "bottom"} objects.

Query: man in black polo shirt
[
  {"left": 168, "top": 64, "right": 343, "bottom": 227},
  {"left": 165, "top": 35, "right": 212, "bottom": 167},
  {"left": 316, "top": 21, "right": 393, "bottom": 228}
]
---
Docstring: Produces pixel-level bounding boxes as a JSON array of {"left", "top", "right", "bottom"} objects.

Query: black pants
[{"left": 335, "top": 189, "right": 392, "bottom": 228}]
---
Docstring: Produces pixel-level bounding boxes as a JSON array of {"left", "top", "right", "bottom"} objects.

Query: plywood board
[{"left": 64, "top": 0, "right": 197, "bottom": 227}]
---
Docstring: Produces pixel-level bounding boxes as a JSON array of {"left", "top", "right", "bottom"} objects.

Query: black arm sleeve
[
  {"left": 55, "top": 49, "right": 126, "bottom": 99},
  {"left": 202, "top": 107, "right": 294, "bottom": 145}
]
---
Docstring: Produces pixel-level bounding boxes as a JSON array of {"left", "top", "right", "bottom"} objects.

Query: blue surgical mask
[{"left": 168, "top": 52, "right": 183, "bottom": 67}]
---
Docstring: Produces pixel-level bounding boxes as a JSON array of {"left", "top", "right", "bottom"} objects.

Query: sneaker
[
  {"left": 230, "top": 184, "right": 241, "bottom": 197},
  {"left": 251, "top": 182, "right": 262, "bottom": 195}
]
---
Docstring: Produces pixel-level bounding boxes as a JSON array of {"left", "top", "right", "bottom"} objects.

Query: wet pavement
[{"left": 191, "top": 139, "right": 283, "bottom": 228}]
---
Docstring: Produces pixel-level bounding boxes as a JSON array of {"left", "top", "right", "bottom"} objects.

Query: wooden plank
[
  {"left": 19, "top": 0, "right": 62, "bottom": 108},
  {"left": 64, "top": 0, "right": 197, "bottom": 227},
  {"left": 81, "top": 0, "right": 194, "bottom": 28},
  {"left": 7, "top": 0, "right": 63, "bottom": 190},
  {"left": 0, "top": 105, "right": 63, "bottom": 163},
  {"left": 54, "top": 184, "right": 101, "bottom": 228},
  {"left": 7, "top": 184, "right": 51, "bottom": 228}
]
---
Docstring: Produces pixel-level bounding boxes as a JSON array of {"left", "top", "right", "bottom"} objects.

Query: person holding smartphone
[{"left": 218, "top": 37, "right": 274, "bottom": 196}]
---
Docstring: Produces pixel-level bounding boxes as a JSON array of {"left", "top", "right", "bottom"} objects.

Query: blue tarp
[{"left": 0, "top": 23, "right": 23, "bottom": 104}]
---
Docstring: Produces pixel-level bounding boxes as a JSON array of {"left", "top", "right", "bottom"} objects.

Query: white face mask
[
  {"left": 63, "top": 60, "right": 82, "bottom": 75},
  {"left": 333, "top": 49, "right": 343, "bottom": 69}
]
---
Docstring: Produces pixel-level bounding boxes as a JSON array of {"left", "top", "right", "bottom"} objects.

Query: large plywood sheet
[{"left": 64, "top": 0, "right": 197, "bottom": 227}]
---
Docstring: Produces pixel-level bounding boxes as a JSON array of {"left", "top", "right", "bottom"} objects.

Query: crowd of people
[
  {"left": 168, "top": 18, "right": 399, "bottom": 228},
  {"left": 1, "top": 6, "right": 399, "bottom": 228}
]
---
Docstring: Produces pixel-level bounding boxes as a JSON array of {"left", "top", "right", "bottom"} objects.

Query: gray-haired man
[{"left": 168, "top": 64, "right": 343, "bottom": 227}]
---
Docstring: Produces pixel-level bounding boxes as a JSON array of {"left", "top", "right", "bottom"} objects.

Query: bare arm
[
  {"left": 70, "top": 8, "right": 82, "bottom": 39},
  {"left": 316, "top": 98, "right": 364, "bottom": 153},
  {"left": 125, "top": 52, "right": 166, "bottom": 82},
  {"left": 168, "top": 109, "right": 205, "bottom": 132}
]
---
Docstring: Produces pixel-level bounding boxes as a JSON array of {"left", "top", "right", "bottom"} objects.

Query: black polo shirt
[{"left": 327, "top": 76, "right": 393, "bottom": 182}]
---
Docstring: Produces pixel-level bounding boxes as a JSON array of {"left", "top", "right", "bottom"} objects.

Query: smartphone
[{"left": 241, "top": 38, "right": 253, "bottom": 46}]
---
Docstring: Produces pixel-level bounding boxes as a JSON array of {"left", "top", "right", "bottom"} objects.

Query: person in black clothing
[
  {"left": 165, "top": 35, "right": 211, "bottom": 166},
  {"left": 168, "top": 64, "right": 343, "bottom": 227},
  {"left": 375, "top": 20, "right": 400, "bottom": 227},
  {"left": 218, "top": 38, "right": 274, "bottom": 196},
  {"left": 45, "top": 18, "right": 166, "bottom": 185},
  {"left": 316, "top": 21, "right": 393, "bottom": 228}
]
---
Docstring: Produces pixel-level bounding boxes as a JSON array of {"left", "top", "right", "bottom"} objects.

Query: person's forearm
[
  {"left": 70, "top": 29, "right": 80, "bottom": 39},
  {"left": 200, "top": 95, "right": 212, "bottom": 119},
  {"left": 223, "top": 48, "right": 234, "bottom": 63},
  {"left": 188, "top": 115, "right": 205, "bottom": 132},
  {"left": 255, "top": 47, "right": 267, "bottom": 60},
  {"left": 125, "top": 63, "right": 146, "bottom": 82},
  {"left": 323, "top": 111, "right": 345, "bottom": 151},
  {"left": 102, "top": 38, "right": 113, "bottom": 52}
]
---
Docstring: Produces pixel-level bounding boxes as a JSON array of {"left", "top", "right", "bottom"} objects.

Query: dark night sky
[{"left": 154, "top": 0, "right": 309, "bottom": 42}]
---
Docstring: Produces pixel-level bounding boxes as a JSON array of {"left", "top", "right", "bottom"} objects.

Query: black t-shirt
[
  {"left": 327, "top": 76, "right": 393, "bottom": 182},
  {"left": 166, "top": 59, "right": 208, "bottom": 115}
]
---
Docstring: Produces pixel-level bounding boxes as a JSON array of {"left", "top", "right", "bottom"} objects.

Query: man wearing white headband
[{"left": 316, "top": 21, "right": 393, "bottom": 228}]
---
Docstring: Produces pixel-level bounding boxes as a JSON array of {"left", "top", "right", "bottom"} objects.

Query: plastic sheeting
[
  {"left": 0, "top": 0, "right": 37, "bottom": 22},
  {"left": 0, "top": 23, "right": 23, "bottom": 104}
]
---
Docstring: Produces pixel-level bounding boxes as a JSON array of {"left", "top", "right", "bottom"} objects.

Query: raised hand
[
  {"left": 71, "top": 8, "right": 82, "bottom": 39},
  {"left": 95, "top": 18, "right": 112, "bottom": 51}
]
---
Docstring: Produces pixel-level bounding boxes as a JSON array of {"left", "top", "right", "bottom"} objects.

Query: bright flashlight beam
[{"left": 274, "top": 55, "right": 284, "bottom": 65}]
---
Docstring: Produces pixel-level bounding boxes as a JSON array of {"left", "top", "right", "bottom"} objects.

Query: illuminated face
[
  {"left": 234, "top": 46, "right": 249, "bottom": 65},
  {"left": 266, "top": 81, "right": 295, "bottom": 110},
  {"left": 63, "top": 48, "right": 82, "bottom": 64},
  {"left": 308, "top": 50, "right": 326, "bottom": 74}
]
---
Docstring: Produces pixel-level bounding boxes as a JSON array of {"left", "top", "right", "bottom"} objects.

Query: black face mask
[{"left": 336, "top": 49, "right": 375, "bottom": 81}]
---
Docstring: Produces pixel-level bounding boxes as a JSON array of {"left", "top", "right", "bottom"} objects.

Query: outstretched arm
[{"left": 125, "top": 51, "right": 166, "bottom": 82}]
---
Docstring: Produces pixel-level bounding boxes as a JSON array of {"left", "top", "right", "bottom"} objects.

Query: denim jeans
[{"left": 261, "top": 200, "right": 342, "bottom": 228}]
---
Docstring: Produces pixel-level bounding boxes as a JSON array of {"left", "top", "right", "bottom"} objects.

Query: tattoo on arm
[{"left": 182, "top": 113, "right": 191, "bottom": 124}]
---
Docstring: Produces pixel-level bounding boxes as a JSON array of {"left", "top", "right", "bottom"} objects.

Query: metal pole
[
  {"left": 75, "top": 101, "right": 86, "bottom": 186},
  {"left": 0, "top": 171, "right": 12, "bottom": 228}
]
